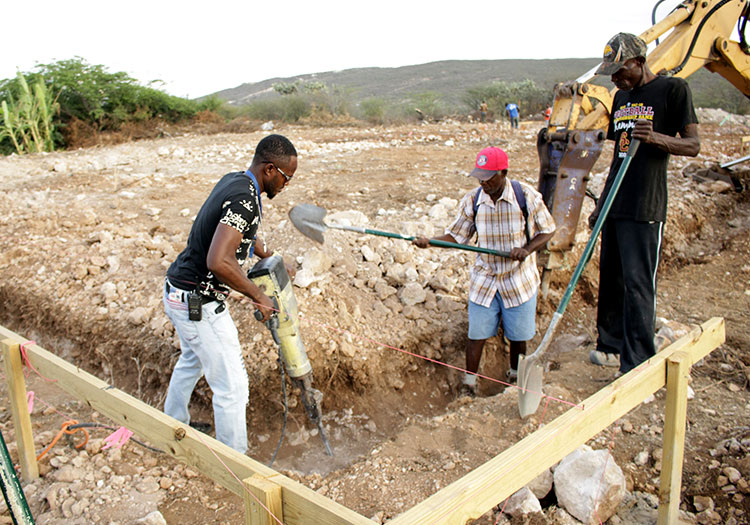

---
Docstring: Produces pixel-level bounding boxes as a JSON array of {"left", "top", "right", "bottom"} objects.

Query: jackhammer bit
[{"left": 249, "top": 255, "right": 334, "bottom": 457}]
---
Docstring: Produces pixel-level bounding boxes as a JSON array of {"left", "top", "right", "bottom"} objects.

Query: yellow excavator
[{"left": 537, "top": 0, "right": 750, "bottom": 290}]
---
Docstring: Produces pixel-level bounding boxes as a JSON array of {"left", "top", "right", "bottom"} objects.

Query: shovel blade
[
  {"left": 517, "top": 355, "right": 544, "bottom": 418},
  {"left": 289, "top": 204, "right": 328, "bottom": 244}
]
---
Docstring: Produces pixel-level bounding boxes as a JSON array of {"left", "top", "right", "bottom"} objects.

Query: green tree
[
  {"left": 407, "top": 91, "right": 446, "bottom": 120},
  {"left": 272, "top": 81, "right": 298, "bottom": 95},
  {"left": 1, "top": 57, "right": 226, "bottom": 154},
  {"left": 360, "top": 97, "right": 387, "bottom": 124},
  {"left": 463, "top": 79, "right": 550, "bottom": 119}
]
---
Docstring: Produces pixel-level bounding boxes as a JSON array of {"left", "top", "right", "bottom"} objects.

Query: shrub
[
  {"left": 360, "top": 97, "right": 387, "bottom": 124},
  {"left": 0, "top": 72, "right": 59, "bottom": 154},
  {"left": 0, "top": 57, "right": 231, "bottom": 153},
  {"left": 463, "top": 79, "right": 550, "bottom": 119}
]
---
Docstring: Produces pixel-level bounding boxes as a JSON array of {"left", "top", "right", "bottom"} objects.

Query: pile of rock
[{"left": 500, "top": 445, "right": 626, "bottom": 524}]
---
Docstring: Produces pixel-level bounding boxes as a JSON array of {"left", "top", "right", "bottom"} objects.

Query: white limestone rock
[
  {"left": 399, "top": 282, "right": 426, "bottom": 306},
  {"left": 554, "top": 445, "right": 626, "bottom": 525},
  {"left": 504, "top": 487, "right": 542, "bottom": 519}
]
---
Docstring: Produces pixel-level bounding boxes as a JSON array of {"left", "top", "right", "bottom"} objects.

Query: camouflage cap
[{"left": 595, "top": 33, "right": 648, "bottom": 75}]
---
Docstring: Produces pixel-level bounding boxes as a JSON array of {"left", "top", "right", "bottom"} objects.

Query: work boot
[
  {"left": 457, "top": 383, "right": 477, "bottom": 398},
  {"left": 189, "top": 421, "right": 212, "bottom": 433},
  {"left": 505, "top": 368, "right": 518, "bottom": 383},
  {"left": 589, "top": 350, "right": 620, "bottom": 367}
]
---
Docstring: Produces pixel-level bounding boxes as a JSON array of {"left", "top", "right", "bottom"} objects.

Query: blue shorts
[{"left": 467, "top": 291, "right": 537, "bottom": 341}]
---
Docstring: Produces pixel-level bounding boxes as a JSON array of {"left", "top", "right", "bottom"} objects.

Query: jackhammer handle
[{"left": 254, "top": 296, "right": 280, "bottom": 323}]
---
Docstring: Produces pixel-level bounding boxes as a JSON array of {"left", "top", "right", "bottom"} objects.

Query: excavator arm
[{"left": 537, "top": 0, "right": 750, "bottom": 292}]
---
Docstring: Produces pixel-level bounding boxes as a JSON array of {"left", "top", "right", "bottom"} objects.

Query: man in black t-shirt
[
  {"left": 163, "top": 134, "right": 298, "bottom": 453},
  {"left": 588, "top": 33, "right": 700, "bottom": 375}
]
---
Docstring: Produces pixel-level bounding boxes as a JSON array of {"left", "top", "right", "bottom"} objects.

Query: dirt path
[{"left": 0, "top": 118, "right": 749, "bottom": 524}]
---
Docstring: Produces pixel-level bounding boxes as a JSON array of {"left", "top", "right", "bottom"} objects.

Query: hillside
[
  {"left": 212, "top": 58, "right": 601, "bottom": 106},
  {"left": 209, "top": 57, "right": 749, "bottom": 114}
]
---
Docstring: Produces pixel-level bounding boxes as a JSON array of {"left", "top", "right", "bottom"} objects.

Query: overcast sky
[{"left": 3, "top": 0, "right": 692, "bottom": 99}]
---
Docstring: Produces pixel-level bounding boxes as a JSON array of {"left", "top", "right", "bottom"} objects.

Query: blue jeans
[{"left": 163, "top": 282, "right": 249, "bottom": 453}]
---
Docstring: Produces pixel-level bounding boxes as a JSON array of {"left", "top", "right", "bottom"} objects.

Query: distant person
[
  {"left": 588, "top": 33, "right": 700, "bottom": 376},
  {"left": 505, "top": 102, "right": 520, "bottom": 129},
  {"left": 543, "top": 104, "right": 552, "bottom": 124},
  {"left": 413, "top": 147, "right": 555, "bottom": 397},
  {"left": 163, "top": 134, "right": 298, "bottom": 453},
  {"left": 479, "top": 101, "right": 488, "bottom": 123}
]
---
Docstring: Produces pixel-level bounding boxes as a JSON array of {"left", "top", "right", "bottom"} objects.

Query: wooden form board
[
  {"left": 389, "top": 318, "right": 725, "bottom": 524},
  {"left": 0, "top": 319, "right": 724, "bottom": 525},
  {"left": 0, "top": 325, "right": 373, "bottom": 525}
]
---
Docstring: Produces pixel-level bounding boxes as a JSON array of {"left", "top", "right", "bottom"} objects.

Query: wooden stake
[
  {"left": 244, "top": 475, "right": 283, "bottom": 525},
  {"left": 657, "top": 352, "right": 690, "bottom": 525},
  {"left": 1, "top": 339, "right": 39, "bottom": 482}
]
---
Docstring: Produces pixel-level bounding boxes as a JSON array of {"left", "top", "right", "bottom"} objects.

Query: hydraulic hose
[
  {"left": 667, "top": 0, "right": 733, "bottom": 75},
  {"left": 0, "top": 429, "right": 35, "bottom": 524}
]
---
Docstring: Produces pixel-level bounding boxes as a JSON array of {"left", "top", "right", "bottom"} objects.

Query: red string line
[
  {"left": 20, "top": 340, "right": 57, "bottom": 383},
  {"left": 188, "top": 428, "right": 286, "bottom": 525},
  {"left": 183, "top": 279, "right": 583, "bottom": 408},
  {"left": 299, "top": 312, "right": 583, "bottom": 410},
  {"left": 593, "top": 425, "right": 618, "bottom": 525}
]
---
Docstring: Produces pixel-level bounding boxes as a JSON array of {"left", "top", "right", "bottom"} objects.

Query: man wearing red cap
[
  {"left": 588, "top": 33, "right": 700, "bottom": 376},
  {"left": 414, "top": 147, "right": 555, "bottom": 396}
]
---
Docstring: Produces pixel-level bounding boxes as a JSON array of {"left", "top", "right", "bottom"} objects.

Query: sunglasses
[{"left": 273, "top": 164, "right": 292, "bottom": 182}]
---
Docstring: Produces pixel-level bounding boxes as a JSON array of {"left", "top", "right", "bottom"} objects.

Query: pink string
[
  {"left": 102, "top": 427, "right": 134, "bottom": 450},
  {"left": 494, "top": 497, "right": 510, "bottom": 524},
  {"left": 188, "top": 428, "right": 286, "bottom": 525},
  {"left": 300, "top": 314, "right": 583, "bottom": 410},
  {"left": 20, "top": 341, "right": 57, "bottom": 383},
  {"left": 592, "top": 425, "right": 618, "bottom": 524}
]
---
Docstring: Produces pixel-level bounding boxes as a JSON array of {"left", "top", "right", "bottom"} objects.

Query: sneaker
[
  {"left": 589, "top": 350, "right": 620, "bottom": 367},
  {"left": 457, "top": 383, "right": 477, "bottom": 398},
  {"left": 506, "top": 368, "right": 518, "bottom": 383},
  {"left": 613, "top": 370, "right": 624, "bottom": 379}
]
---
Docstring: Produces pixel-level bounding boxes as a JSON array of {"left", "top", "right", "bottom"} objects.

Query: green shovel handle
[
  {"left": 427, "top": 239, "right": 510, "bottom": 258},
  {"left": 329, "top": 223, "right": 511, "bottom": 258},
  {"left": 358, "top": 227, "right": 510, "bottom": 257},
  {"left": 556, "top": 139, "right": 641, "bottom": 315}
]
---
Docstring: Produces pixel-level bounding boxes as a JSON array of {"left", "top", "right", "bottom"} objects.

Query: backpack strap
[
  {"left": 472, "top": 187, "right": 483, "bottom": 219},
  {"left": 510, "top": 180, "right": 531, "bottom": 244},
  {"left": 473, "top": 182, "right": 530, "bottom": 244}
]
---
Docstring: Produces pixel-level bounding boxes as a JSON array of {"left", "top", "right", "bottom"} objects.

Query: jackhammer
[{"left": 247, "top": 254, "right": 333, "bottom": 458}]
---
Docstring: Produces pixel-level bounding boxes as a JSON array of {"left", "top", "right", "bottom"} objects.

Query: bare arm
[
  {"left": 412, "top": 233, "right": 458, "bottom": 248},
  {"left": 510, "top": 230, "right": 555, "bottom": 261},
  {"left": 206, "top": 223, "right": 274, "bottom": 321},
  {"left": 632, "top": 120, "right": 700, "bottom": 157}
]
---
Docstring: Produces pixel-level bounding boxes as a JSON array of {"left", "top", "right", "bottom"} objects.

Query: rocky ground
[{"left": 0, "top": 113, "right": 749, "bottom": 524}]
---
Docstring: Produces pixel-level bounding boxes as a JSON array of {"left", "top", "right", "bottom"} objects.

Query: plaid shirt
[{"left": 447, "top": 180, "right": 555, "bottom": 308}]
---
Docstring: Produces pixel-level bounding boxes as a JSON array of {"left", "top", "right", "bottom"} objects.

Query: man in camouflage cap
[{"left": 588, "top": 33, "right": 701, "bottom": 376}]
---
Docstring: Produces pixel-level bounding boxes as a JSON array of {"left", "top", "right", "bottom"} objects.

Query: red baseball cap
[{"left": 469, "top": 147, "right": 508, "bottom": 181}]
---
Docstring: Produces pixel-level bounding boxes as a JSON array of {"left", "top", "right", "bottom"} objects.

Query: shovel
[
  {"left": 289, "top": 203, "right": 511, "bottom": 258},
  {"left": 517, "top": 139, "right": 641, "bottom": 418}
]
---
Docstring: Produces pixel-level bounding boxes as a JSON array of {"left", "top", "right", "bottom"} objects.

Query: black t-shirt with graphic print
[
  {"left": 167, "top": 171, "right": 261, "bottom": 301},
  {"left": 603, "top": 75, "right": 698, "bottom": 222}
]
